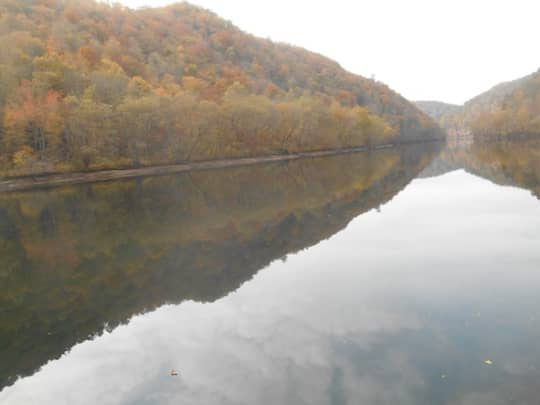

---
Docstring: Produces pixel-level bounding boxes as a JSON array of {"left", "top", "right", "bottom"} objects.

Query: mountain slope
[
  {"left": 416, "top": 70, "right": 540, "bottom": 138},
  {"left": 467, "top": 70, "right": 540, "bottom": 137},
  {"left": 414, "top": 101, "right": 461, "bottom": 122},
  {"left": 0, "top": 0, "right": 441, "bottom": 176},
  {"left": 414, "top": 101, "right": 461, "bottom": 134}
]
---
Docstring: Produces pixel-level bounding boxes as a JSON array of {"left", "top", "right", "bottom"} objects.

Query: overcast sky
[{"left": 117, "top": 0, "right": 539, "bottom": 105}]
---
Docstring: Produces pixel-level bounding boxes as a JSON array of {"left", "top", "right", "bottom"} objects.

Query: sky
[{"left": 116, "top": 0, "right": 540, "bottom": 105}]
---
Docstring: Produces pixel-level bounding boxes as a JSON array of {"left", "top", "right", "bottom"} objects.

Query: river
[{"left": 0, "top": 139, "right": 539, "bottom": 404}]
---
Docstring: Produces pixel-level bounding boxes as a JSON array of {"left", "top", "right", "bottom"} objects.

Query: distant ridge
[{"left": 415, "top": 69, "right": 540, "bottom": 138}]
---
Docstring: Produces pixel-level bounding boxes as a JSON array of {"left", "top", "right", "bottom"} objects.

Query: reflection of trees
[
  {"left": 431, "top": 139, "right": 540, "bottom": 198},
  {"left": 0, "top": 143, "right": 441, "bottom": 389}
]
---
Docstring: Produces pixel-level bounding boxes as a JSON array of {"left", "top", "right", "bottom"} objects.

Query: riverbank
[{"left": 0, "top": 141, "right": 439, "bottom": 193}]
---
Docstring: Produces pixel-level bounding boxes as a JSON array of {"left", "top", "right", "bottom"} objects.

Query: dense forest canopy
[
  {"left": 468, "top": 71, "right": 540, "bottom": 137},
  {"left": 416, "top": 69, "right": 540, "bottom": 139},
  {"left": 0, "top": 0, "right": 440, "bottom": 176}
]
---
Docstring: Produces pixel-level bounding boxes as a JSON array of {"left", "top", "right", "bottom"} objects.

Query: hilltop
[
  {"left": 0, "top": 0, "right": 441, "bottom": 177},
  {"left": 414, "top": 101, "right": 461, "bottom": 134},
  {"left": 414, "top": 101, "right": 461, "bottom": 121}
]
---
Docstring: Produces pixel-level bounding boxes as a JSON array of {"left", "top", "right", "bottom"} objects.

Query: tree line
[
  {"left": 0, "top": 0, "right": 437, "bottom": 176},
  {"left": 2, "top": 76, "right": 394, "bottom": 174},
  {"left": 470, "top": 71, "right": 540, "bottom": 138}
]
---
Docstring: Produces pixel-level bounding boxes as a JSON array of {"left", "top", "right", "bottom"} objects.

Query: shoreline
[{"left": 0, "top": 140, "right": 441, "bottom": 193}]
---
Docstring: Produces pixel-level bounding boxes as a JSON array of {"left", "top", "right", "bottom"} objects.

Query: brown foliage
[{"left": 0, "top": 0, "right": 438, "bottom": 176}]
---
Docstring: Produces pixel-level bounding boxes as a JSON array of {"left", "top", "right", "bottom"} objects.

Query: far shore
[{"left": 0, "top": 140, "right": 442, "bottom": 193}]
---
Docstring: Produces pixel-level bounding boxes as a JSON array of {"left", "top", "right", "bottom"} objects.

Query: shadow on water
[{"left": 0, "top": 142, "right": 443, "bottom": 389}]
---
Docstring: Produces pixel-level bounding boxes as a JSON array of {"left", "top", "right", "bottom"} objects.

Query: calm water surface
[{"left": 1, "top": 140, "right": 539, "bottom": 404}]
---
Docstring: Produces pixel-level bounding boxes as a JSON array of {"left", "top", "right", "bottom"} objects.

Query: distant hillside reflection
[{"left": 421, "top": 137, "right": 540, "bottom": 198}]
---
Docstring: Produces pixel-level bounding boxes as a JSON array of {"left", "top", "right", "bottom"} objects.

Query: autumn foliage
[
  {"left": 417, "top": 69, "right": 540, "bottom": 139},
  {"left": 470, "top": 71, "right": 540, "bottom": 138},
  {"left": 0, "top": 0, "right": 439, "bottom": 175}
]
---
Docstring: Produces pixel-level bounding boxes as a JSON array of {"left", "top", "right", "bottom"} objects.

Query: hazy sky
[{"left": 117, "top": 0, "right": 539, "bottom": 104}]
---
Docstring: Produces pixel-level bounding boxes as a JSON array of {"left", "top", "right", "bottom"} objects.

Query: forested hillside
[
  {"left": 0, "top": 0, "right": 440, "bottom": 176},
  {"left": 469, "top": 70, "right": 540, "bottom": 137},
  {"left": 417, "top": 70, "right": 540, "bottom": 138},
  {"left": 414, "top": 101, "right": 461, "bottom": 122},
  {"left": 414, "top": 101, "right": 461, "bottom": 134}
]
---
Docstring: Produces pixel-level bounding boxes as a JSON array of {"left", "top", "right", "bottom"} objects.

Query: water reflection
[
  {"left": 421, "top": 137, "right": 540, "bottom": 198},
  {"left": 0, "top": 143, "right": 440, "bottom": 390},
  {"left": 1, "top": 139, "right": 539, "bottom": 404}
]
